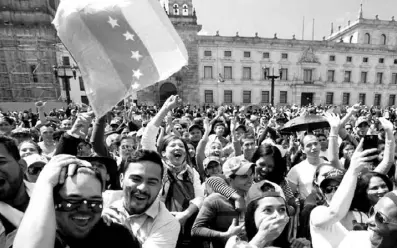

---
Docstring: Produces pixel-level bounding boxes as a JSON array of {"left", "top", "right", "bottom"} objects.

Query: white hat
[{"left": 23, "top": 154, "right": 48, "bottom": 168}]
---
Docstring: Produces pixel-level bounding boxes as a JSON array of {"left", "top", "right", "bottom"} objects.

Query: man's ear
[
  {"left": 119, "top": 173, "right": 124, "bottom": 188},
  {"left": 18, "top": 159, "right": 27, "bottom": 174}
]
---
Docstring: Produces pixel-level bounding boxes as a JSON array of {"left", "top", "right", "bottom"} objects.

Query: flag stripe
[
  {"left": 121, "top": 0, "right": 188, "bottom": 80},
  {"left": 54, "top": 9, "right": 128, "bottom": 115}
]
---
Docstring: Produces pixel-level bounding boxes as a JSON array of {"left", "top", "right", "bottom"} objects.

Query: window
[
  {"left": 327, "top": 70, "right": 335, "bottom": 82},
  {"left": 364, "top": 33, "right": 371, "bottom": 44},
  {"left": 30, "top": 65, "right": 38, "bottom": 83},
  {"left": 359, "top": 93, "right": 366, "bottom": 105},
  {"left": 374, "top": 94, "right": 381, "bottom": 106},
  {"left": 224, "top": 51, "right": 232, "bottom": 57},
  {"left": 344, "top": 71, "right": 351, "bottom": 83},
  {"left": 379, "top": 58, "right": 384, "bottom": 64},
  {"left": 81, "top": 96, "right": 89, "bottom": 105},
  {"left": 224, "top": 90, "right": 232, "bottom": 104},
  {"left": 394, "top": 59, "right": 397, "bottom": 65},
  {"left": 172, "top": 4, "right": 179, "bottom": 15},
  {"left": 342, "top": 93, "right": 350, "bottom": 105},
  {"left": 326, "top": 92, "right": 334, "bottom": 105},
  {"left": 281, "top": 53, "right": 288, "bottom": 59},
  {"left": 224, "top": 66, "right": 232, "bottom": 79},
  {"left": 363, "top": 57, "right": 369, "bottom": 63},
  {"left": 182, "top": 4, "right": 188, "bottom": 16},
  {"left": 329, "top": 55, "right": 336, "bottom": 62},
  {"left": 376, "top": 72, "right": 383, "bottom": 84},
  {"left": 79, "top": 76, "right": 85, "bottom": 91},
  {"left": 204, "top": 51, "right": 212, "bottom": 57},
  {"left": 346, "top": 56, "right": 352, "bottom": 62},
  {"left": 243, "top": 91, "right": 251, "bottom": 103},
  {"left": 303, "top": 69, "right": 313, "bottom": 83},
  {"left": 389, "top": 95, "right": 396, "bottom": 106},
  {"left": 280, "top": 68, "right": 288, "bottom": 80},
  {"left": 261, "top": 91, "right": 269, "bottom": 103},
  {"left": 204, "top": 66, "right": 213, "bottom": 79},
  {"left": 392, "top": 73, "right": 397, "bottom": 84},
  {"left": 381, "top": 34, "right": 386, "bottom": 45},
  {"left": 263, "top": 67, "right": 270, "bottom": 80},
  {"left": 263, "top": 52, "right": 270, "bottom": 59},
  {"left": 244, "top": 51, "right": 251, "bottom": 58},
  {"left": 204, "top": 90, "right": 213, "bottom": 103},
  {"left": 280, "top": 91, "right": 287, "bottom": 104},
  {"left": 62, "top": 56, "right": 70, "bottom": 66},
  {"left": 361, "top": 71, "right": 368, "bottom": 84},
  {"left": 243, "top": 67, "right": 251, "bottom": 80}
]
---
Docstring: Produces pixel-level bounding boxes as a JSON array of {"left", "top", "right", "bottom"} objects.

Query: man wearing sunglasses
[
  {"left": 338, "top": 191, "right": 397, "bottom": 248},
  {"left": 14, "top": 154, "right": 139, "bottom": 248}
]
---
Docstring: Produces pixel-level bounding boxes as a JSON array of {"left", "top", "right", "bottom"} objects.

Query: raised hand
[
  {"left": 71, "top": 112, "right": 94, "bottom": 138},
  {"left": 203, "top": 117, "right": 211, "bottom": 133},
  {"left": 348, "top": 103, "right": 361, "bottom": 114},
  {"left": 378, "top": 117, "right": 393, "bottom": 133},
  {"left": 323, "top": 112, "right": 341, "bottom": 130},
  {"left": 163, "top": 95, "right": 180, "bottom": 110},
  {"left": 35, "top": 101, "right": 46, "bottom": 111},
  {"left": 225, "top": 218, "right": 245, "bottom": 238},
  {"left": 230, "top": 116, "right": 237, "bottom": 133}
]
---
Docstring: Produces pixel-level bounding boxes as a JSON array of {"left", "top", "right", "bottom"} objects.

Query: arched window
[
  {"left": 349, "top": 35, "right": 353, "bottom": 43},
  {"left": 381, "top": 34, "right": 387, "bottom": 45},
  {"left": 364, "top": 33, "right": 371, "bottom": 44},
  {"left": 173, "top": 4, "right": 179, "bottom": 15},
  {"left": 182, "top": 4, "right": 189, "bottom": 16}
]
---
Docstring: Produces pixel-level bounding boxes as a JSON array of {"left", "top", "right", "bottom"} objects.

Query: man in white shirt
[{"left": 287, "top": 134, "right": 325, "bottom": 199}]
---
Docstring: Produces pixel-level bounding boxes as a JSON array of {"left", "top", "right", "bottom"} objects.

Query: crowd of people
[{"left": 0, "top": 97, "right": 396, "bottom": 248}]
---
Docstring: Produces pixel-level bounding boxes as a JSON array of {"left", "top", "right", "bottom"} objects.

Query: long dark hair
[
  {"left": 245, "top": 198, "right": 290, "bottom": 248},
  {"left": 251, "top": 144, "right": 287, "bottom": 184},
  {"left": 352, "top": 171, "right": 393, "bottom": 213}
]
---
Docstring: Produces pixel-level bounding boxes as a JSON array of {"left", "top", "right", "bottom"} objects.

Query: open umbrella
[{"left": 280, "top": 114, "right": 329, "bottom": 133}]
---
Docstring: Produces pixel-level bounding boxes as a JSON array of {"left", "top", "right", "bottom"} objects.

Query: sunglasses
[
  {"left": 55, "top": 198, "right": 103, "bottom": 213},
  {"left": 374, "top": 211, "right": 397, "bottom": 225},
  {"left": 323, "top": 185, "right": 339, "bottom": 194},
  {"left": 27, "top": 166, "right": 43, "bottom": 175}
]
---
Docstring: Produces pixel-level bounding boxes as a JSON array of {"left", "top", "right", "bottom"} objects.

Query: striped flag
[{"left": 52, "top": 0, "right": 188, "bottom": 117}]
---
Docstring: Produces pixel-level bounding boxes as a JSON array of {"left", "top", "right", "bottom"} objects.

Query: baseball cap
[
  {"left": 110, "top": 119, "right": 120, "bottom": 126},
  {"left": 222, "top": 156, "right": 254, "bottom": 178},
  {"left": 78, "top": 156, "right": 118, "bottom": 189},
  {"left": 319, "top": 168, "right": 345, "bottom": 188},
  {"left": 247, "top": 190, "right": 286, "bottom": 207},
  {"left": 250, "top": 115, "right": 259, "bottom": 122},
  {"left": 23, "top": 154, "right": 48, "bottom": 168},
  {"left": 235, "top": 124, "right": 247, "bottom": 132},
  {"left": 355, "top": 116, "right": 369, "bottom": 127},
  {"left": 203, "top": 156, "right": 221, "bottom": 169},
  {"left": 188, "top": 124, "right": 201, "bottom": 133}
]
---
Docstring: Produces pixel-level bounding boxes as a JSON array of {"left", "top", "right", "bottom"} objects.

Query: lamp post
[
  {"left": 53, "top": 65, "right": 79, "bottom": 105},
  {"left": 264, "top": 66, "right": 282, "bottom": 106}
]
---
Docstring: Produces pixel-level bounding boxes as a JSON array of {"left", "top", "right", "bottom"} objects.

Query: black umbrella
[{"left": 280, "top": 114, "right": 329, "bottom": 132}]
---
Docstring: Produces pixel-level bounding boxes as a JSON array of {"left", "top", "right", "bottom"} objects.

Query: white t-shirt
[
  {"left": 319, "top": 149, "right": 329, "bottom": 160},
  {"left": 338, "top": 231, "right": 371, "bottom": 248},
  {"left": 286, "top": 159, "right": 324, "bottom": 199}
]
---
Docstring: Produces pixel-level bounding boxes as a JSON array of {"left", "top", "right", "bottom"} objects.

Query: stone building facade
[
  {"left": 0, "top": 0, "right": 61, "bottom": 103},
  {"left": 138, "top": 1, "right": 397, "bottom": 107}
]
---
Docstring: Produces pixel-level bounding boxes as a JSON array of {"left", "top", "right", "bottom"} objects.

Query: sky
[{"left": 161, "top": 0, "right": 397, "bottom": 40}]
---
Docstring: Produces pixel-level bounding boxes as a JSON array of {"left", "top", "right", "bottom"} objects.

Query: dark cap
[
  {"left": 188, "top": 124, "right": 201, "bottom": 133},
  {"left": 319, "top": 168, "right": 345, "bottom": 188},
  {"left": 78, "top": 156, "right": 118, "bottom": 189}
]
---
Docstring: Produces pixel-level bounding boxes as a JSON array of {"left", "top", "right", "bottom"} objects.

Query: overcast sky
[{"left": 161, "top": 0, "right": 397, "bottom": 40}]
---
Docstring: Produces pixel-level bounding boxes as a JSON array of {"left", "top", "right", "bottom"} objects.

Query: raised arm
[
  {"left": 324, "top": 112, "right": 343, "bottom": 168},
  {"left": 374, "top": 117, "right": 395, "bottom": 174},
  {"left": 196, "top": 117, "right": 211, "bottom": 175},
  {"left": 90, "top": 114, "right": 109, "bottom": 157},
  {"left": 141, "top": 95, "right": 179, "bottom": 151},
  {"left": 310, "top": 140, "right": 378, "bottom": 228}
]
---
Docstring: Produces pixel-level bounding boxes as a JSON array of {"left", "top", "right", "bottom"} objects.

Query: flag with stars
[{"left": 52, "top": 0, "right": 188, "bottom": 117}]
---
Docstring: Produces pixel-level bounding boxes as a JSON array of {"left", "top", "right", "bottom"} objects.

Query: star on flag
[
  {"left": 131, "top": 82, "right": 140, "bottom": 90},
  {"left": 131, "top": 50, "right": 142, "bottom": 61},
  {"left": 123, "top": 31, "right": 135, "bottom": 41},
  {"left": 133, "top": 69, "right": 143, "bottom": 80},
  {"left": 108, "top": 16, "right": 119, "bottom": 28}
]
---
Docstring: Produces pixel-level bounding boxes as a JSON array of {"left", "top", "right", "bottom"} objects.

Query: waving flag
[{"left": 52, "top": 0, "right": 188, "bottom": 117}]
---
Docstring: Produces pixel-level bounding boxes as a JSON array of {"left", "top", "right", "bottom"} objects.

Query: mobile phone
[{"left": 363, "top": 135, "right": 378, "bottom": 150}]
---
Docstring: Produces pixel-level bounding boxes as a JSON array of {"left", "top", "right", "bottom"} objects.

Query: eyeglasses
[
  {"left": 27, "top": 166, "right": 43, "bottom": 175},
  {"left": 374, "top": 211, "right": 397, "bottom": 225},
  {"left": 323, "top": 185, "right": 339, "bottom": 194},
  {"left": 120, "top": 145, "right": 133, "bottom": 150},
  {"left": 55, "top": 198, "right": 103, "bottom": 213}
]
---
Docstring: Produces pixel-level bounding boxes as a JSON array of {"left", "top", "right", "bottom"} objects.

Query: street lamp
[
  {"left": 264, "top": 66, "right": 283, "bottom": 106},
  {"left": 53, "top": 64, "right": 79, "bottom": 105}
]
